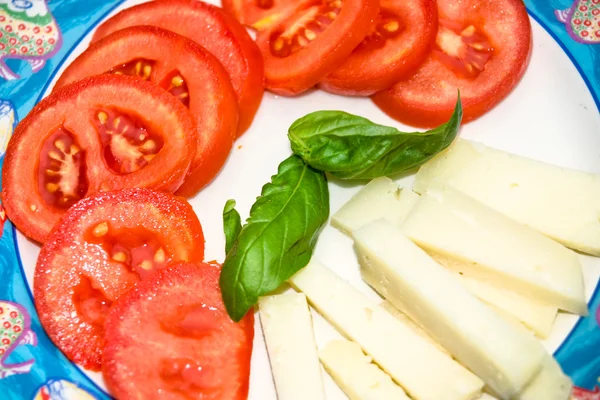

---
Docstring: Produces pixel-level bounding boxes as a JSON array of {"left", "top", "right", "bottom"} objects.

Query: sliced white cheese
[
  {"left": 401, "top": 183, "right": 587, "bottom": 315},
  {"left": 516, "top": 354, "right": 572, "bottom": 400},
  {"left": 258, "top": 293, "right": 325, "bottom": 400},
  {"left": 484, "top": 307, "right": 573, "bottom": 400},
  {"left": 331, "top": 177, "right": 420, "bottom": 234},
  {"left": 380, "top": 300, "right": 450, "bottom": 355},
  {"left": 289, "top": 261, "right": 484, "bottom": 400},
  {"left": 432, "top": 255, "right": 557, "bottom": 338},
  {"left": 353, "top": 219, "right": 547, "bottom": 399},
  {"left": 413, "top": 139, "right": 600, "bottom": 256},
  {"left": 319, "top": 340, "right": 410, "bottom": 400}
]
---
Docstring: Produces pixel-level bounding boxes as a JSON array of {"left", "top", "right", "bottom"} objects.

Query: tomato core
[
  {"left": 73, "top": 276, "right": 112, "bottom": 328},
  {"left": 160, "top": 304, "right": 222, "bottom": 339},
  {"left": 93, "top": 108, "right": 164, "bottom": 175},
  {"left": 86, "top": 222, "right": 170, "bottom": 279},
  {"left": 160, "top": 357, "right": 217, "bottom": 395},
  {"left": 37, "top": 127, "right": 88, "bottom": 209},
  {"left": 434, "top": 19, "right": 494, "bottom": 79},
  {"left": 269, "top": 0, "right": 340, "bottom": 57},
  {"left": 355, "top": 9, "right": 403, "bottom": 52},
  {"left": 158, "top": 71, "right": 191, "bottom": 108},
  {"left": 109, "top": 58, "right": 155, "bottom": 80}
]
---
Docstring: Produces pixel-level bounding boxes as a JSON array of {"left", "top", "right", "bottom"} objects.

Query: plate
[{"left": 0, "top": 0, "right": 599, "bottom": 399}]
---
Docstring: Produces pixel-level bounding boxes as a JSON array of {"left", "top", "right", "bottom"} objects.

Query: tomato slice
[
  {"left": 34, "top": 188, "right": 205, "bottom": 371},
  {"left": 222, "top": 0, "right": 314, "bottom": 32},
  {"left": 320, "top": 0, "right": 438, "bottom": 96},
  {"left": 1, "top": 74, "right": 196, "bottom": 243},
  {"left": 372, "top": 0, "right": 532, "bottom": 128},
  {"left": 55, "top": 26, "right": 238, "bottom": 197},
  {"left": 102, "top": 262, "right": 254, "bottom": 399},
  {"left": 91, "top": 0, "right": 264, "bottom": 136},
  {"left": 256, "top": 0, "right": 380, "bottom": 95}
]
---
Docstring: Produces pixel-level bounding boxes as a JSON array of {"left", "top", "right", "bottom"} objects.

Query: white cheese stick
[
  {"left": 353, "top": 219, "right": 547, "bottom": 399},
  {"left": 289, "top": 261, "right": 484, "bottom": 400},
  {"left": 258, "top": 293, "right": 325, "bottom": 400},
  {"left": 401, "top": 184, "right": 587, "bottom": 315},
  {"left": 319, "top": 340, "right": 410, "bottom": 400},
  {"left": 413, "top": 139, "right": 600, "bottom": 256},
  {"left": 380, "top": 300, "right": 450, "bottom": 355},
  {"left": 516, "top": 354, "right": 572, "bottom": 400},
  {"left": 332, "top": 177, "right": 419, "bottom": 234},
  {"left": 433, "top": 255, "right": 557, "bottom": 338}
]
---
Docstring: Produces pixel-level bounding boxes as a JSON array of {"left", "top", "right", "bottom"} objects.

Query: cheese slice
[
  {"left": 319, "top": 340, "right": 410, "bottom": 400},
  {"left": 413, "top": 139, "right": 600, "bottom": 256},
  {"left": 258, "top": 293, "right": 325, "bottom": 400},
  {"left": 332, "top": 177, "right": 420, "bottom": 234},
  {"left": 401, "top": 184, "right": 587, "bottom": 315},
  {"left": 432, "top": 255, "right": 558, "bottom": 338},
  {"left": 516, "top": 354, "right": 572, "bottom": 400},
  {"left": 289, "top": 261, "right": 484, "bottom": 400},
  {"left": 353, "top": 219, "right": 547, "bottom": 398},
  {"left": 380, "top": 300, "right": 450, "bottom": 355}
]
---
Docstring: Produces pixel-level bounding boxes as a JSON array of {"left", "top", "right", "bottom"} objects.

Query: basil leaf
[
  {"left": 288, "top": 95, "right": 463, "bottom": 179},
  {"left": 219, "top": 155, "right": 329, "bottom": 322},
  {"left": 223, "top": 199, "right": 242, "bottom": 255}
]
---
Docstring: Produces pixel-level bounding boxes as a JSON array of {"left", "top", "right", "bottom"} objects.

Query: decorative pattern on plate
[
  {"left": 33, "top": 379, "right": 97, "bottom": 400},
  {"left": 555, "top": 0, "right": 600, "bottom": 43},
  {"left": 0, "top": 0, "right": 62, "bottom": 80},
  {"left": 572, "top": 386, "right": 600, "bottom": 400},
  {"left": 0, "top": 300, "right": 37, "bottom": 379}
]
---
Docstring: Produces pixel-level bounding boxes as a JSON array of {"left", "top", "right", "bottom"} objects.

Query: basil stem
[
  {"left": 288, "top": 95, "right": 463, "bottom": 179},
  {"left": 219, "top": 155, "right": 329, "bottom": 322}
]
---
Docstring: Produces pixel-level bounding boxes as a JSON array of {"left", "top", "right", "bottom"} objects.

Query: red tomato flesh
[
  {"left": 102, "top": 262, "right": 254, "bottom": 400},
  {"left": 372, "top": 0, "right": 532, "bottom": 128},
  {"left": 91, "top": 0, "right": 264, "bottom": 136},
  {"left": 34, "top": 189, "right": 205, "bottom": 371},
  {"left": 256, "top": 0, "right": 380, "bottom": 95},
  {"left": 55, "top": 26, "right": 239, "bottom": 197},
  {"left": 2, "top": 74, "right": 196, "bottom": 243},
  {"left": 320, "top": 0, "right": 438, "bottom": 96},
  {"left": 222, "top": 0, "right": 314, "bottom": 32}
]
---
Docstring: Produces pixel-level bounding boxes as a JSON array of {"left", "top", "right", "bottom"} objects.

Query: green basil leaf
[
  {"left": 219, "top": 155, "right": 329, "bottom": 322},
  {"left": 223, "top": 199, "right": 242, "bottom": 255},
  {"left": 288, "top": 95, "right": 463, "bottom": 179}
]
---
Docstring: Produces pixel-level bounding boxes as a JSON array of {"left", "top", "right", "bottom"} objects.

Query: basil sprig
[
  {"left": 288, "top": 95, "right": 463, "bottom": 179},
  {"left": 220, "top": 155, "right": 329, "bottom": 322}
]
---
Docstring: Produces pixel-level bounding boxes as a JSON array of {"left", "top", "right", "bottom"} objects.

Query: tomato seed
[{"left": 93, "top": 222, "right": 109, "bottom": 237}]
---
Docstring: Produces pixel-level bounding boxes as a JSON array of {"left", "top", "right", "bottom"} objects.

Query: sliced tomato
[
  {"left": 222, "top": 0, "right": 313, "bottom": 32},
  {"left": 55, "top": 26, "right": 238, "bottom": 197},
  {"left": 103, "top": 262, "right": 254, "bottom": 399},
  {"left": 91, "top": 0, "right": 264, "bottom": 136},
  {"left": 2, "top": 75, "right": 196, "bottom": 243},
  {"left": 372, "top": 0, "right": 532, "bottom": 128},
  {"left": 256, "top": 0, "right": 380, "bottom": 95},
  {"left": 34, "top": 188, "right": 205, "bottom": 371},
  {"left": 320, "top": 0, "right": 438, "bottom": 96}
]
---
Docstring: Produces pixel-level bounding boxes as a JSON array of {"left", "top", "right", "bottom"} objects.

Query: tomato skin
[
  {"left": 91, "top": 0, "right": 264, "bottom": 136},
  {"left": 320, "top": 0, "right": 438, "bottom": 96},
  {"left": 102, "top": 262, "right": 254, "bottom": 400},
  {"left": 256, "top": 0, "right": 380, "bottom": 96},
  {"left": 55, "top": 26, "right": 238, "bottom": 197},
  {"left": 34, "top": 188, "right": 205, "bottom": 371},
  {"left": 2, "top": 75, "right": 196, "bottom": 243},
  {"left": 372, "top": 0, "right": 532, "bottom": 128}
]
